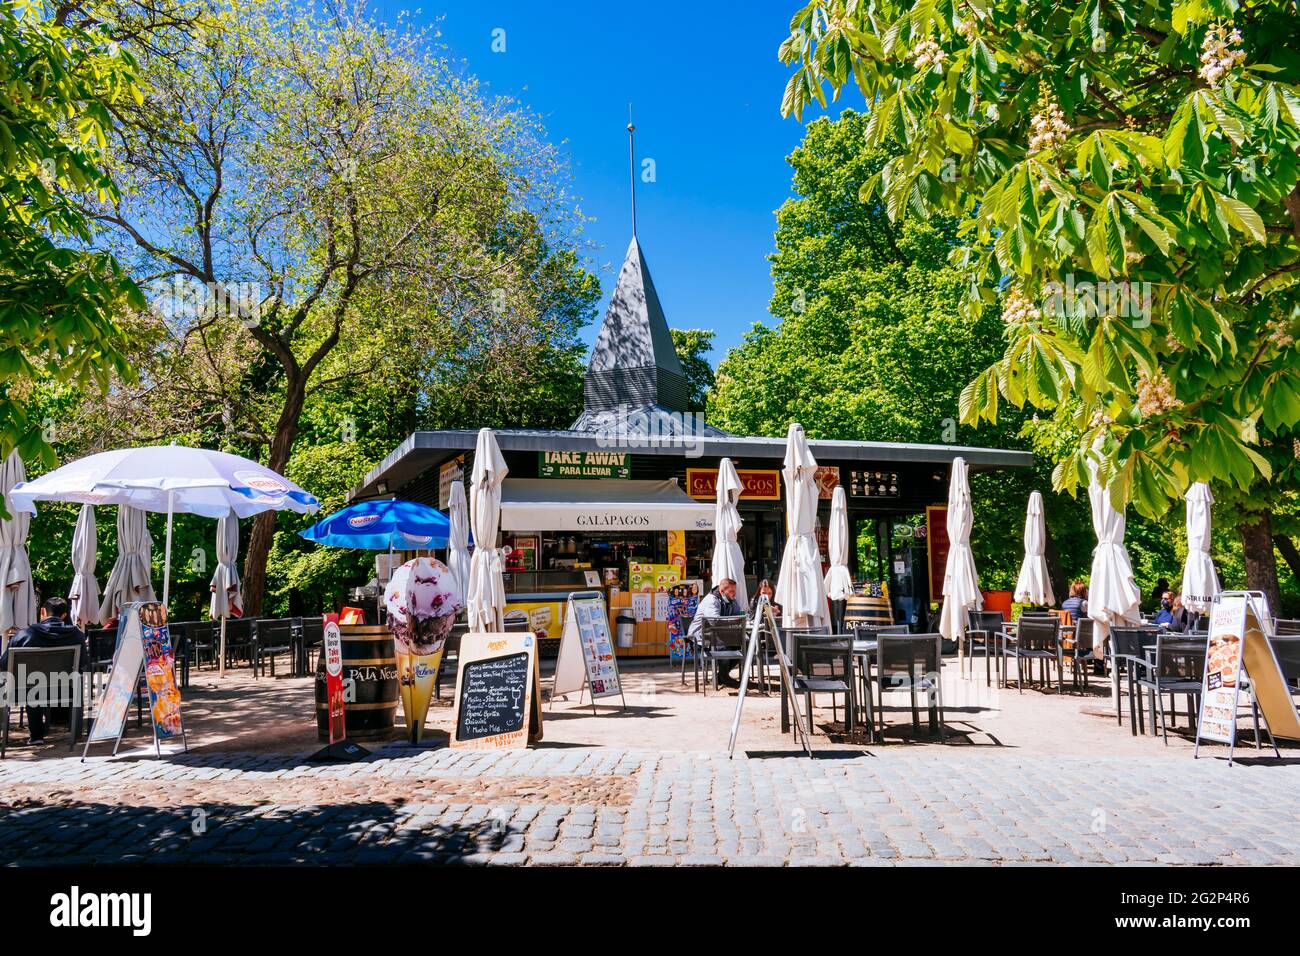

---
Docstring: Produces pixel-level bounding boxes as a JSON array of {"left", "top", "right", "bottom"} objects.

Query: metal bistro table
[{"left": 1139, "top": 638, "right": 1206, "bottom": 738}]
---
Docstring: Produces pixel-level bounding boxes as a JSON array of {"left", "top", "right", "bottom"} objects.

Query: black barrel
[
  {"left": 845, "top": 594, "right": 893, "bottom": 627},
  {"left": 314, "top": 625, "right": 398, "bottom": 741}
]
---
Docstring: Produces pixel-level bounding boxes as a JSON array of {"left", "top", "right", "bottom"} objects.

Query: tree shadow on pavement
[{"left": 0, "top": 800, "right": 531, "bottom": 866}]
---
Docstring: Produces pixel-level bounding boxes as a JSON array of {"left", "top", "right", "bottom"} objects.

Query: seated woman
[
  {"left": 1153, "top": 590, "right": 1176, "bottom": 627},
  {"left": 1060, "top": 581, "right": 1088, "bottom": 622},
  {"left": 749, "top": 578, "right": 782, "bottom": 619}
]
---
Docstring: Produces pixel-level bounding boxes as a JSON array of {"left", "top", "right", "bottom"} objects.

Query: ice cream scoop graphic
[
  {"left": 386, "top": 557, "right": 464, "bottom": 655},
  {"left": 386, "top": 556, "right": 464, "bottom": 743}
]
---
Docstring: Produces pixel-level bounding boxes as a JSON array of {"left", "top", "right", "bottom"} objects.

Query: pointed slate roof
[{"left": 580, "top": 237, "right": 689, "bottom": 414}]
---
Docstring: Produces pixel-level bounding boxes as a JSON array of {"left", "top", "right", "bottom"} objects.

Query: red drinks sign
[{"left": 323, "top": 613, "right": 346, "bottom": 745}]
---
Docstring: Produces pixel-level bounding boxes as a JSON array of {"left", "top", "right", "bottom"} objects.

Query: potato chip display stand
[{"left": 347, "top": 234, "right": 1032, "bottom": 649}]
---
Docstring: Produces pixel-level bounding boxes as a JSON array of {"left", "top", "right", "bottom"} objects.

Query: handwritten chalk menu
[
  {"left": 451, "top": 632, "right": 542, "bottom": 750},
  {"left": 552, "top": 591, "right": 626, "bottom": 712}
]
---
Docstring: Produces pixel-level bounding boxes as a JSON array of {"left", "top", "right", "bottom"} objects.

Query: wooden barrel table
[
  {"left": 844, "top": 594, "right": 893, "bottom": 628},
  {"left": 314, "top": 624, "right": 398, "bottom": 741}
]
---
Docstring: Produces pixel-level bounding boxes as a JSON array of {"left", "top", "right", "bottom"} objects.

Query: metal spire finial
[{"left": 627, "top": 104, "right": 636, "bottom": 238}]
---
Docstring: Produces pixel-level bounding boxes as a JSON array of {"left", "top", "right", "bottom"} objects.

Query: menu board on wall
[
  {"left": 926, "top": 505, "right": 950, "bottom": 598},
  {"left": 630, "top": 592, "right": 652, "bottom": 622},
  {"left": 629, "top": 562, "right": 681, "bottom": 592},
  {"left": 849, "top": 469, "right": 900, "bottom": 498},
  {"left": 551, "top": 592, "right": 626, "bottom": 712}
]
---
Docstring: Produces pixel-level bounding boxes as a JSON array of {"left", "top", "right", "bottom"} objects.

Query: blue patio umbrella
[{"left": 298, "top": 499, "right": 451, "bottom": 550}]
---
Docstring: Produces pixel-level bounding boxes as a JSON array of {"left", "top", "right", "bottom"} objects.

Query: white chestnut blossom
[
  {"left": 1029, "top": 89, "right": 1070, "bottom": 152},
  {"left": 913, "top": 39, "right": 946, "bottom": 71},
  {"left": 1198, "top": 22, "right": 1246, "bottom": 87},
  {"left": 1135, "top": 369, "right": 1184, "bottom": 418},
  {"left": 1001, "top": 286, "right": 1041, "bottom": 325}
]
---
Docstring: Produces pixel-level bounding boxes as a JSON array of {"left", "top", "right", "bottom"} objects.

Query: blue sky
[{"left": 369, "top": 0, "right": 844, "bottom": 365}]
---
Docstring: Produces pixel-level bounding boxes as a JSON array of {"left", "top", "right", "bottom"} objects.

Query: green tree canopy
[
  {"left": 0, "top": 1, "right": 146, "bottom": 471},
  {"left": 671, "top": 328, "right": 716, "bottom": 410},
  {"left": 779, "top": 0, "right": 1300, "bottom": 608}
]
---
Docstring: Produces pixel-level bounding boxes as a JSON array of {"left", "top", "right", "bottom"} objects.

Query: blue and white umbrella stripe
[{"left": 298, "top": 499, "right": 451, "bottom": 551}]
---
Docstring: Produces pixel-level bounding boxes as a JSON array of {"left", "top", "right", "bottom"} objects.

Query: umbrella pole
[
  {"left": 163, "top": 490, "right": 174, "bottom": 609},
  {"left": 219, "top": 614, "right": 228, "bottom": 679}
]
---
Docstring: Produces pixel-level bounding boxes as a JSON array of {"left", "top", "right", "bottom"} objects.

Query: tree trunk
[
  {"left": 1274, "top": 534, "right": 1300, "bottom": 583},
  {"left": 1239, "top": 513, "right": 1282, "bottom": 615},
  {"left": 241, "top": 377, "right": 306, "bottom": 617}
]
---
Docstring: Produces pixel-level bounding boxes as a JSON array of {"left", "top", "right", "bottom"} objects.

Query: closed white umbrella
[
  {"left": 824, "top": 486, "right": 853, "bottom": 600},
  {"left": 0, "top": 451, "right": 36, "bottom": 637},
  {"left": 938, "top": 457, "right": 982, "bottom": 669},
  {"left": 68, "top": 503, "right": 100, "bottom": 628},
  {"left": 100, "top": 505, "right": 156, "bottom": 624},
  {"left": 210, "top": 513, "right": 242, "bottom": 677},
  {"left": 1013, "top": 491, "right": 1054, "bottom": 607},
  {"left": 711, "top": 457, "right": 747, "bottom": 609},
  {"left": 1086, "top": 460, "right": 1141, "bottom": 655},
  {"left": 775, "top": 423, "right": 828, "bottom": 628},
  {"left": 467, "top": 428, "right": 507, "bottom": 632},
  {"left": 447, "top": 479, "right": 471, "bottom": 603},
  {"left": 1180, "top": 482, "right": 1220, "bottom": 614},
  {"left": 11, "top": 444, "right": 318, "bottom": 609}
]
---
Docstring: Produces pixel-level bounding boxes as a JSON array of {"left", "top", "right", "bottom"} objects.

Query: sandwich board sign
[
  {"left": 550, "top": 591, "right": 625, "bottom": 714},
  {"left": 450, "top": 632, "right": 543, "bottom": 750},
  {"left": 83, "top": 602, "right": 186, "bottom": 759},
  {"left": 728, "top": 595, "right": 811, "bottom": 758},
  {"left": 1195, "top": 591, "right": 1300, "bottom": 765}
]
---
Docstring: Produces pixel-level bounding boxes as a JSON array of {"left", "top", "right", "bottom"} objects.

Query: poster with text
[{"left": 1197, "top": 595, "right": 1248, "bottom": 744}]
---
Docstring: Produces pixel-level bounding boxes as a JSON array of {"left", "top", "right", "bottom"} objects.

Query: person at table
[
  {"left": 1152, "top": 590, "right": 1177, "bottom": 627},
  {"left": 749, "top": 578, "right": 782, "bottom": 619},
  {"left": 1060, "top": 581, "right": 1088, "bottom": 622},
  {"left": 1157, "top": 592, "right": 1191, "bottom": 632},
  {"left": 0, "top": 597, "right": 89, "bottom": 745},
  {"left": 688, "top": 577, "right": 744, "bottom": 686}
]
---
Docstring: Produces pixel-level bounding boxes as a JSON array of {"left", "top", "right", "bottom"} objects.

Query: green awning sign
[{"left": 538, "top": 451, "right": 630, "bottom": 479}]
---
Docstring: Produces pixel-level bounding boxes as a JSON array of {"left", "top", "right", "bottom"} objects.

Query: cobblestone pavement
[{"left": 2, "top": 746, "right": 1298, "bottom": 865}]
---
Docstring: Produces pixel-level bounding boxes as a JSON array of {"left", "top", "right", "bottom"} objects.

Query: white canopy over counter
[{"left": 499, "top": 478, "right": 715, "bottom": 533}]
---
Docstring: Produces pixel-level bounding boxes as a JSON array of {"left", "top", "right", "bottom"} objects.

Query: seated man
[
  {"left": 0, "top": 597, "right": 88, "bottom": 745},
  {"left": 687, "top": 577, "right": 744, "bottom": 685}
]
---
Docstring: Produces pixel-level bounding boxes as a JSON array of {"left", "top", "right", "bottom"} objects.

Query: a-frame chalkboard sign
[{"left": 450, "top": 632, "right": 543, "bottom": 750}]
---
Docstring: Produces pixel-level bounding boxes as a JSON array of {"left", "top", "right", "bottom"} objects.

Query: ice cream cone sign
[{"left": 385, "top": 557, "right": 464, "bottom": 744}]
